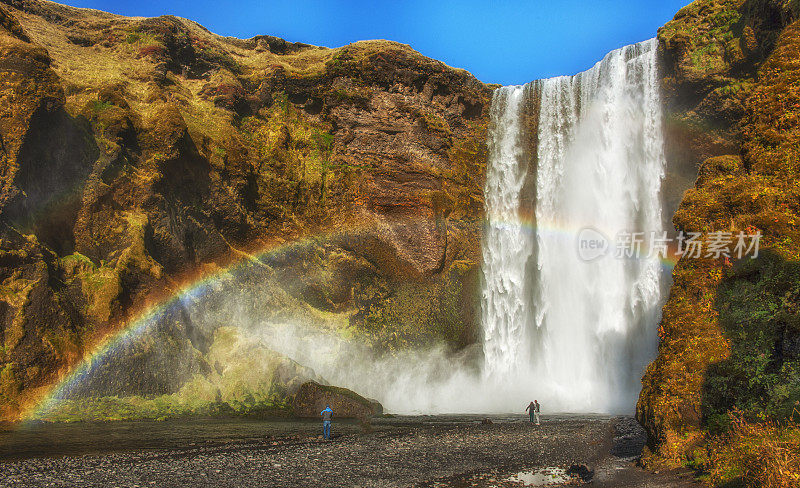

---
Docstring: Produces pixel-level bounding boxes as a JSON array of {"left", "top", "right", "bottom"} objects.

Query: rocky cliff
[
  {"left": 0, "top": 0, "right": 491, "bottom": 420},
  {"left": 637, "top": 0, "right": 800, "bottom": 482}
]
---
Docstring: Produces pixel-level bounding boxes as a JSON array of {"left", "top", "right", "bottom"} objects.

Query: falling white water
[
  {"left": 481, "top": 38, "right": 666, "bottom": 413},
  {"left": 481, "top": 85, "right": 532, "bottom": 378}
]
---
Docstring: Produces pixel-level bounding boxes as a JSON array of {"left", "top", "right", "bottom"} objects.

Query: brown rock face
[
  {"left": 292, "top": 381, "right": 383, "bottom": 419},
  {"left": 0, "top": 0, "right": 492, "bottom": 420},
  {"left": 0, "top": 5, "right": 64, "bottom": 210}
]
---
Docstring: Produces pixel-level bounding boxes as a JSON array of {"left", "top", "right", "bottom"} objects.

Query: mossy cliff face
[
  {"left": 637, "top": 0, "right": 800, "bottom": 478},
  {"left": 0, "top": 0, "right": 491, "bottom": 420}
]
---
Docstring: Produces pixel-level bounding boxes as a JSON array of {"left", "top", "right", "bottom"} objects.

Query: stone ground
[{"left": 0, "top": 415, "right": 698, "bottom": 487}]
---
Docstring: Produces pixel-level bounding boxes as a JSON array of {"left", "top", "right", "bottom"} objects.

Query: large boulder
[{"left": 292, "top": 381, "right": 383, "bottom": 419}]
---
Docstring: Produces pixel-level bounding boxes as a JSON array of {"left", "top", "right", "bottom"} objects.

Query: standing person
[
  {"left": 534, "top": 400, "right": 541, "bottom": 425},
  {"left": 321, "top": 404, "right": 333, "bottom": 440},
  {"left": 525, "top": 401, "right": 536, "bottom": 423}
]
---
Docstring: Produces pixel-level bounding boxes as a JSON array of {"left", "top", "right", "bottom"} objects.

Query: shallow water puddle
[{"left": 506, "top": 467, "right": 576, "bottom": 486}]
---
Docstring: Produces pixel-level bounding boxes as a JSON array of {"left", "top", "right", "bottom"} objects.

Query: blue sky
[{"left": 65, "top": 0, "right": 691, "bottom": 85}]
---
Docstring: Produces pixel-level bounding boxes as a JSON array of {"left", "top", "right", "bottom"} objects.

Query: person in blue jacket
[{"left": 321, "top": 405, "right": 333, "bottom": 440}]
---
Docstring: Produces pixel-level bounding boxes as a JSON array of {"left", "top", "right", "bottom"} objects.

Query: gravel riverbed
[{"left": 0, "top": 415, "right": 698, "bottom": 487}]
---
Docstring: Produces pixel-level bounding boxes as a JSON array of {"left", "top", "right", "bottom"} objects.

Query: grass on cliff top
[
  {"left": 659, "top": 0, "right": 746, "bottom": 77},
  {"left": 9, "top": 1, "right": 464, "bottom": 84}
]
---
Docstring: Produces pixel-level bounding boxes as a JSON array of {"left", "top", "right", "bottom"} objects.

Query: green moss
[
  {"left": 312, "top": 131, "right": 334, "bottom": 150},
  {"left": 357, "top": 259, "right": 479, "bottom": 350},
  {"left": 88, "top": 99, "right": 112, "bottom": 113},
  {"left": 309, "top": 382, "right": 374, "bottom": 406},
  {"left": 445, "top": 119, "right": 488, "bottom": 216},
  {"left": 40, "top": 327, "right": 80, "bottom": 365},
  {"left": 32, "top": 395, "right": 293, "bottom": 422},
  {"left": 238, "top": 97, "right": 337, "bottom": 220},
  {"left": 690, "top": 43, "right": 727, "bottom": 71},
  {"left": 32, "top": 327, "right": 306, "bottom": 422},
  {"left": 324, "top": 50, "right": 358, "bottom": 77},
  {"left": 0, "top": 364, "right": 21, "bottom": 411},
  {"left": 199, "top": 47, "right": 241, "bottom": 74},
  {"left": 328, "top": 87, "right": 370, "bottom": 107},
  {"left": 120, "top": 29, "right": 162, "bottom": 53},
  {"left": 659, "top": 0, "right": 745, "bottom": 77},
  {"left": 715, "top": 79, "right": 753, "bottom": 97},
  {"left": 0, "top": 278, "right": 31, "bottom": 353},
  {"left": 61, "top": 252, "right": 121, "bottom": 322},
  {"left": 420, "top": 111, "right": 451, "bottom": 138},
  {"left": 61, "top": 252, "right": 94, "bottom": 266},
  {"left": 0, "top": 276, "right": 34, "bottom": 305}
]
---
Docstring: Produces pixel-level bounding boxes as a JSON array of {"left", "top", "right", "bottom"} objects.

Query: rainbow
[
  {"left": 24, "top": 233, "right": 326, "bottom": 421},
  {"left": 23, "top": 218, "right": 680, "bottom": 421}
]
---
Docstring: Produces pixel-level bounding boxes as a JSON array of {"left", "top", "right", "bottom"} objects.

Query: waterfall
[
  {"left": 481, "top": 85, "right": 533, "bottom": 378},
  {"left": 481, "top": 38, "right": 666, "bottom": 413}
]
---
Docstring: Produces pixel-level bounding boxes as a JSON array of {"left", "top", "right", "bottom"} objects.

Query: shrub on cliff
[
  {"left": 703, "top": 252, "right": 800, "bottom": 430},
  {"left": 709, "top": 412, "right": 800, "bottom": 488}
]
